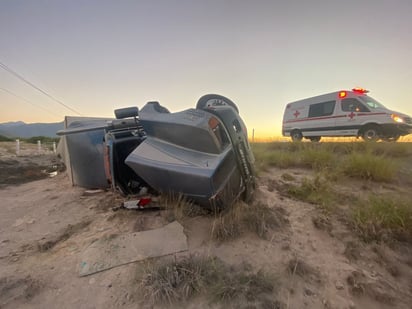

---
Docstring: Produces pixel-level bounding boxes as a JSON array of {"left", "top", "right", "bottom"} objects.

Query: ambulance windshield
[{"left": 358, "top": 96, "right": 387, "bottom": 110}]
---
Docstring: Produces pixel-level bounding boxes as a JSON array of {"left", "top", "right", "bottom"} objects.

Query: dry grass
[
  {"left": 287, "top": 257, "right": 319, "bottom": 278},
  {"left": 209, "top": 269, "right": 276, "bottom": 302},
  {"left": 346, "top": 270, "right": 396, "bottom": 304},
  {"left": 138, "top": 255, "right": 212, "bottom": 304},
  {"left": 211, "top": 201, "right": 288, "bottom": 241},
  {"left": 137, "top": 255, "right": 278, "bottom": 306},
  {"left": 281, "top": 173, "right": 295, "bottom": 181},
  {"left": 160, "top": 193, "right": 208, "bottom": 222}
]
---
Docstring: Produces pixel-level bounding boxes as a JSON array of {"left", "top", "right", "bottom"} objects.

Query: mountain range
[{"left": 0, "top": 121, "right": 64, "bottom": 138}]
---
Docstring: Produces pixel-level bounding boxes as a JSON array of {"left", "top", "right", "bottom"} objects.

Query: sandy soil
[{"left": 0, "top": 142, "right": 411, "bottom": 309}]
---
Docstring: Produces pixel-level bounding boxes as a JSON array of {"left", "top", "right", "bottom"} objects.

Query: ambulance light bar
[
  {"left": 338, "top": 87, "right": 369, "bottom": 99},
  {"left": 352, "top": 87, "right": 369, "bottom": 94}
]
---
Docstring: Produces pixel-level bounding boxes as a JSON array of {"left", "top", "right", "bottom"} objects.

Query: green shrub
[
  {"left": 252, "top": 144, "right": 301, "bottom": 172},
  {"left": 342, "top": 153, "right": 398, "bottom": 182},
  {"left": 286, "top": 176, "right": 336, "bottom": 210},
  {"left": 380, "top": 143, "right": 410, "bottom": 158},
  {"left": 253, "top": 144, "right": 335, "bottom": 170},
  {"left": 351, "top": 195, "right": 412, "bottom": 242},
  {"left": 252, "top": 142, "right": 410, "bottom": 183},
  {"left": 300, "top": 148, "right": 334, "bottom": 170},
  {"left": 0, "top": 135, "right": 13, "bottom": 142},
  {"left": 23, "top": 136, "right": 60, "bottom": 144},
  {"left": 264, "top": 151, "right": 301, "bottom": 168}
]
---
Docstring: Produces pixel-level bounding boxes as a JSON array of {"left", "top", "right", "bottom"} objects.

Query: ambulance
[{"left": 282, "top": 88, "right": 412, "bottom": 142}]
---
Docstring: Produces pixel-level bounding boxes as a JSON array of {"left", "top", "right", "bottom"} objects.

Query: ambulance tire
[
  {"left": 361, "top": 124, "right": 381, "bottom": 142},
  {"left": 309, "top": 136, "right": 321, "bottom": 142},
  {"left": 291, "top": 130, "right": 303, "bottom": 142}
]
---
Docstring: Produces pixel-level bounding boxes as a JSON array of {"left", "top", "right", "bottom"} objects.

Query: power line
[
  {"left": 0, "top": 87, "right": 63, "bottom": 118},
  {"left": 0, "top": 60, "right": 82, "bottom": 115}
]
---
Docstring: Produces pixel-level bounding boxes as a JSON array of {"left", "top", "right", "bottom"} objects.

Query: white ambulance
[{"left": 282, "top": 88, "right": 412, "bottom": 142}]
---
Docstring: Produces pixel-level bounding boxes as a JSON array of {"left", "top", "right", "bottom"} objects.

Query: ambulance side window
[
  {"left": 341, "top": 98, "right": 370, "bottom": 112},
  {"left": 308, "top": 101, "right": 335, "bottom": 118}
]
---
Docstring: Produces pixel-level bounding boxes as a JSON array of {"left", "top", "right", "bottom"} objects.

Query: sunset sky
[{"left": 1, "top": 0, "right": 411, "bottom": 138}]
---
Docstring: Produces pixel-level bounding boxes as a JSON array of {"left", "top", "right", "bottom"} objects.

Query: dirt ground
[{"left": 0, "top": 141, "right": 411, "bottom": 309}]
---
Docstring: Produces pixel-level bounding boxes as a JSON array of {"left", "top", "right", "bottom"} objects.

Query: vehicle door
[{"left": 335, "top": 97, "right": 370, "bottom": 135}]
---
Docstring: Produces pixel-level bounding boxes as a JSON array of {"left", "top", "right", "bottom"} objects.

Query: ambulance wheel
[
  {"left": 309, "top": 136, "right": 321, "bottom": 142},
  {"left": 196, "top": 94, "right": 239, "bottom": 113},
  {"left": 361, "top": 125, "right": 381, "bottom": 142},
  {"left": 291, "top": 130, "right": 303, "bottom": 142}
]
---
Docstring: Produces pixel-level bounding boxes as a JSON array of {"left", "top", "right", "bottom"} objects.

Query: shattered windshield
[{"left": 358, "top": 95, "right": 387, "bottom": 109}]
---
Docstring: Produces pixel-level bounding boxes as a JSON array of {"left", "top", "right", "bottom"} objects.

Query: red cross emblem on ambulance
[
  {"left": 348, "top": 112, "right": 356, "bottom": 119},
  {"left": 293, "top": 110, "right": 300, "bottom": 118}
]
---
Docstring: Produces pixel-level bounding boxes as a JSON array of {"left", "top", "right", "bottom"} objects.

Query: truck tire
[
  {"left": 291, "top": 130, "right": 303, "bottom": 142},
  {"left": 361, "top": 124, "right": 381, "bottom": 142},
  {"left": 196, "top": 94, "right": 239, "bottom": 113}
]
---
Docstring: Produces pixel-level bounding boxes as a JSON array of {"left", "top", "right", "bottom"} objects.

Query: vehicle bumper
[{"left": 381, "top": 123, "right": 412, "bottom": 136}]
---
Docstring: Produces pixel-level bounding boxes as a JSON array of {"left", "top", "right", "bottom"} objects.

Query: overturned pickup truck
[{"left": 57, "top": 94, "right": 255, "bottom": 209}]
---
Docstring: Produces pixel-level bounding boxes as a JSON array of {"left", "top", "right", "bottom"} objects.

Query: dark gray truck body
[{"left": 57, "top": 95, "right": 255, "bottom": 209}]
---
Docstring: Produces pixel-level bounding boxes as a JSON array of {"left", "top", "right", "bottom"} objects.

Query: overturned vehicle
[{"left": 57, "top": 94, "right": 255, "bottom": 209}]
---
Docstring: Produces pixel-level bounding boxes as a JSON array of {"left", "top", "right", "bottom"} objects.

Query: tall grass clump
[
  {"left": 351, "top": 195, "right": 412, "bottom": 242},
  {"left": 211, "top": 201, "right": 287, "bottom": 241},
  {"left": 160, "top": 193, "right": 207, "bottom": 222},
  {"left": 286, "top": 175, "right": 337, "bottom": 211},
  {"left": 300, "top": 148, "right": 335, "bottom": 170},
  {"left": 261, "top": 151, "right": 301, "bottom": 169},
  {"left": 332, "top": 141, "right": 411, "bottom": 158},
  {"left": 138, "top": 255, "right": 278, "bottom": 305},
  {"left": 209, "top": 269, "right": 276, "bottom": 302},
  {"left": 378, "top": 143, "right": 411, "bottom": 158},
  {"left": 321, "top": 142, "right": 349, "bottom": 155},
  {"left": 286, "top": 141, "right": 310, "bottom": 153},
  {"left": 252, "top": 142, "right": 335, "bottom": 171},
  {"left": 138, "top": 255, "right": 212, "bottom": 304},
  {"left": 342, "top": 153, "right": 398, "bottom": 182},
  {"left": 252, "top": 143, "right": 301, "bottom": 172}
]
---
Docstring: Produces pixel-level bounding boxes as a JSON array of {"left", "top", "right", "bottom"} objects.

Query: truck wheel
[
  {"left": 291, "top": 130, "right": 303, "bottom": 142},
  {"left": 196, "top": 94, "right": 239, "bottom": 113},
  {"left": 361, "top": 125, "right": 381, "bottom": 142},
  {"left": 309, "top": 136, "right": 321, "bottom": 142}
]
